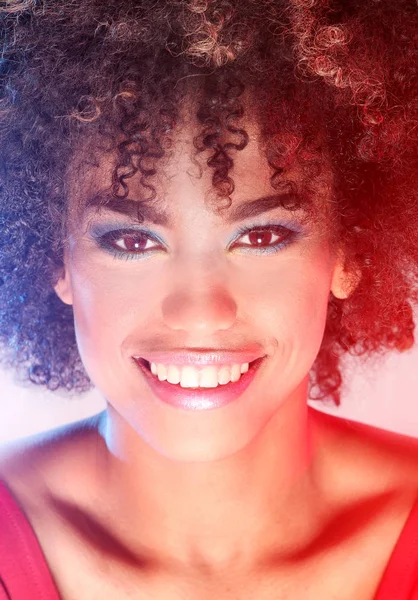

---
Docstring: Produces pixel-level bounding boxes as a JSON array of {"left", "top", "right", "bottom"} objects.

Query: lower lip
[{"left": 134, "top": 356, "right": 266, "bottom": 411}]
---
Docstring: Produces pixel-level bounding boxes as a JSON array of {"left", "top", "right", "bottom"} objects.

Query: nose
[{"left": 162, "top": 285, "right": 237, "bottom": 334}]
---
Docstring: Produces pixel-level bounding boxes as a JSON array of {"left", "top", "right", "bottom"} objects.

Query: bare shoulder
[
  {"left": 0, "top": 413, "right": 110, "bottom": 597},
  {"left": 0, "top": 411, "right": 106, "bottom": 509},
  {"left": 312, "top": 407, "right": 418, "bottom": 499}
]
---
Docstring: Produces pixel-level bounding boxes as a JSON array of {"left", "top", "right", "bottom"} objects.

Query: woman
[{"left": 0, "top": 0, "right": 417, "bottom": 597}]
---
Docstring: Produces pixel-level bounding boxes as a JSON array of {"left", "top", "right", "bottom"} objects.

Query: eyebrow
[{"left": 84, "top": 191, "right": 304, "bottom": 227}]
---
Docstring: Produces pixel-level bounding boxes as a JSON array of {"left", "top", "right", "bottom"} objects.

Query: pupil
[
  {"left": 125, "top": 235, "right": 144, "bottom": 251},
  {"left": 249, "top": 231, "right": 270, "bottom": 246}
]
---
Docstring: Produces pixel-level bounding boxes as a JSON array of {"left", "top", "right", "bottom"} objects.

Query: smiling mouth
[
  {"left": 136, "top": 356, "right": 262, "bottom": 389},
  {"left": 133, "top": 354, "right": 265, "bottom": 410},
  {"left": 138, "top": 358, "right": 257, "bottom": 371}
]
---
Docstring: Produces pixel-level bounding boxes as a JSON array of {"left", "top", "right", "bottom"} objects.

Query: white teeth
[
  {"left": 179, "top": 366, "right": 200, "bottom": 388},
  {"left": 150, "top": 362, "right": 158, "bottom": 376},
  {"left": 148, "top": 362, "right": 251, "bottom": 388},
  {"left": 167, "top": 365, "right": 181, "bottom": 385}
]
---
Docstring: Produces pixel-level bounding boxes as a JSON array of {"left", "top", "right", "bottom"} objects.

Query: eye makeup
[{"left": 87, "top": 217, "right": 307, "bottom": 261}]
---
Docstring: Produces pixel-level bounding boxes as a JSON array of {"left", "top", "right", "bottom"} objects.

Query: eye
[
  {"left": 232, "top": 224, "right": 298, "bottom": 254},
  {"left": 93, "top": 221, "right": 301, "bottom": 260},
  {"left": 97, "top": 229, "right": 161, "bottom": 255}
]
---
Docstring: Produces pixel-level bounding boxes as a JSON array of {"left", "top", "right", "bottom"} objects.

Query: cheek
[
  {"left": 67, "top": 255, "right": 155, "bottom": 378},
  {"left": 250, "top": 255, "right": 332, "bottom": 366}
]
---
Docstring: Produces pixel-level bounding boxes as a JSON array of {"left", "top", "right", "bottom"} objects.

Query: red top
[
  {"left": 0, "top": 480, "right": 60, "bottom": 600},
  {"left": 374, "top": 493, "right": 418, "bottom": 600},
  {"left": 0, "top": 479, "right": 418, "bottom": 599}
]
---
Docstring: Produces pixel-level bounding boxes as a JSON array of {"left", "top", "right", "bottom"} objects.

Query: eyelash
[{"left": 93, "top": 222, "right": 301, "bottom": 261}]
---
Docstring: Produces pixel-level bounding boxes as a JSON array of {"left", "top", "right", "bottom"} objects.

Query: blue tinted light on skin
[
  {"left": 88, "top": 218, "right": 308, "bottom": 261},
  {"left": 89, "top": 221, "right": 166, "bottom": 245}
]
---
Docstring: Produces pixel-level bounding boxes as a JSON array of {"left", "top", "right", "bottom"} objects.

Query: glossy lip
[
  {"left": 134, "top": 349, "right": 266, "bottom": 368},
  {"left": 134, "top": 355, "right": 266, "bottom": 411}
]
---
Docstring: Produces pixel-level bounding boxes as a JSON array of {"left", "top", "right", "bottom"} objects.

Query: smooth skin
[{"left": 1, "top": 111, "right": 418, "bottom": 599}]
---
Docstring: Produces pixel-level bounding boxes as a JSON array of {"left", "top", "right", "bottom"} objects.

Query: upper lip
[{"left": 134, "top": 349, "right": 266, "bottom": 367}]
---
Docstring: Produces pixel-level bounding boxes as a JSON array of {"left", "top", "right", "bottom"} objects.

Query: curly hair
[{"left": 0, "top": 0, "right": 416, "bottom": 405}]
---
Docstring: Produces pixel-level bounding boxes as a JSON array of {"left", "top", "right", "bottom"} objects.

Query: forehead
[{"left": 68, "top": 106, "right": 332, "bottom": 228}]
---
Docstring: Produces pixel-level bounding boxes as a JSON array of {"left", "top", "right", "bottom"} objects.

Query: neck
[{"left": 97, "top": 381, "right": 324, "bottom": 571}]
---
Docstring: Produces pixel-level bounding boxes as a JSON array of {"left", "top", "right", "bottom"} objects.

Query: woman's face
[{"left": 55, "top": 116, "right": 350, "bottom": 462}]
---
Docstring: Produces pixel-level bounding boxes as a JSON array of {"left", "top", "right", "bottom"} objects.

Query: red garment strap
[
  {"left": 374, "top": 494, "right": 418, "bottom": 600},
  {"left": 0, "top": 480, "right": 60, "bottom": 600}
]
